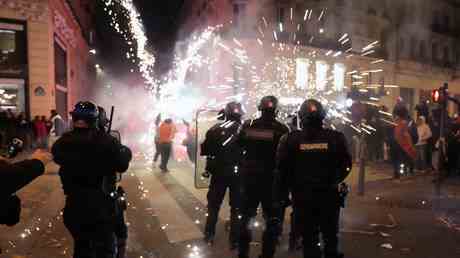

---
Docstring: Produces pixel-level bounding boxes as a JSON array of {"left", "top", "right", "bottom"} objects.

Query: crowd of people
[
  {"left": 0, "top": 109, "right": 66, "bottom": 152},
  {"left": 346, "top": 99, "right": 460, "bottom": 179}
]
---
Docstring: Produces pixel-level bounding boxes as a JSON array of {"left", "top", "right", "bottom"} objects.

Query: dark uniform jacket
[
  {"left": 201, "top": 120, "right": 243, "bottom": 174},
  {"left": 238, "top": 117, "right": 290, "bottom": 173},
  {"left": 52, "top": 128, "right": 131, "bottom": 222},
  {"left": 276, "top": 127, "right": 352, "bottom": 199}
]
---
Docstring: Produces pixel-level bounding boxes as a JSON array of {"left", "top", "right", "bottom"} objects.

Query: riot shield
[{"left": 194, "top": 109, "right": 221, "bottom": 189}]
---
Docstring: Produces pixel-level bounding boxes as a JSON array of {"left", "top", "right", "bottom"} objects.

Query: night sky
[{"left": 95, "top": 0, "right": 185, "bottom": 79}]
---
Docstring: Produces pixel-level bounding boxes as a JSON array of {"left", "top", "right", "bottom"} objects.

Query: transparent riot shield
[{"left": 194, "top": 109, "right": 221, "bottom": 189}]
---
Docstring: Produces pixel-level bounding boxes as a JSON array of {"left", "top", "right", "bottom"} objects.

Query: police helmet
[
  {"left": 258, "top": 96, "right": 278, "bottom": 115},
  {"left": 298, "top": 99, "right": 326, "bottom": 126},
  {"left": 71, "top": 101, "right": 99, "bottom": 127},
  {"left": 224, "top": 101, "right": 244, "bottom": 121}
]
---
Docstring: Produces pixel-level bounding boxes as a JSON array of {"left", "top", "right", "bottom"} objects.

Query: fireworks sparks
[
  {"left": 100, "top": 0, "right": 399, "bottom": 155},
  {"left": 102, "top": 0, "right": 156, "bottom": 90}
]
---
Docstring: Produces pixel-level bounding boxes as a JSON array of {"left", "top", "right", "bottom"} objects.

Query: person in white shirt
[
  {"left": 48, "top": 110, "right": 66, "bottom": 149},
  {"left": 415, "top": 116, "right": 432, "bottom": 171}
]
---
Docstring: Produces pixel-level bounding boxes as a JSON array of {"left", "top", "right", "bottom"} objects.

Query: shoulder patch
[
  {"left": 245, "top": 128, "right": 275, "bottom": 141},
  {"left": 299, "top": 143, "right": 329, "bottom": 151}
]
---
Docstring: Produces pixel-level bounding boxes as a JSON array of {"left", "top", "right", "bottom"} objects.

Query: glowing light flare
[
  {"left": 362, "top": 50, "right": 375, "bottom": 56},
  {"left": 333, "top": 63, "right": 346, "bottom": 92},
  {"left": 316, "top": 61, "right": 329, "bottom": 91},
  {"left": 304, "top": 9, "right": 309, "bottom": 21},
  {"left": 338, "top": 33, "right": 348, "bottom": 42},
  {"left": 295, "top": 58, "right": 310, "bottom": 90},
  {"left": 257, "top": 38, "right": 263, "bottom": 46},
  {"left": 318, "top": 9, "right": 326, "bottom": 21},
  {"left": 371, "top": 59, "right": 385, "bottom": 64}
]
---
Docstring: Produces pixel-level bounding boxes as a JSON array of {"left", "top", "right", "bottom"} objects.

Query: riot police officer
[
  {"left": 237, "top": 96, "right": 289, "bottom": 258},
  {"left": 274, "top": 99, "right": 352, "bottom": 258},
  {"left": 201, "top": 102, "right": 244, "bottom": 249},
  {"left": 52, "top": 102, "right": 132, "bottom": 258},
  {"left": 98, "top": 106, "right": 128, "bottom": 258}
]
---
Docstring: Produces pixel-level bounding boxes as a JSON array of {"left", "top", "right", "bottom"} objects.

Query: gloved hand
[{"left": 202, "top": 171, "right": 211, "bottom": 178}]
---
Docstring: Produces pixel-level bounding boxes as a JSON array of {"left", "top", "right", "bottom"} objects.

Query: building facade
[
  {"left": 0, "top": 0, "right": 95, "bottom": 119},
  {"left": 180, "top": 0, "right": 460, "bottom": 114}
]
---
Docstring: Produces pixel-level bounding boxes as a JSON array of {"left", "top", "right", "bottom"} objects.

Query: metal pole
[
  {"left": 435, "top": 83, "right": 448, "bottom": 196},
  {"left": 358, "top": 134, "right": 366, "bottom": 196}
]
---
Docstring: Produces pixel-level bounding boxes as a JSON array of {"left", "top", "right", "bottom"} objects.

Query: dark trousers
[
  {"left": 153, "top": 141, "right": 161, "bottom": 162},
  {"left": 159, "top": 142, "right": 172, "bottom": 170},
  {"left": 294, "top": 189, "right": 341, "bottom": 258},
  {"left": 391, "top": 145, "right": 414, "bottom": 178},
  {"left": 239, "top": 176, "right": 277, "bottom": 258},
  {"left": 114, "top": 211, "right": 127, "bottom": 258},
  {"left": 63, "top": 193, "right": 118, "bottom": 258},
  {"left": 64, "top": 219, "right": 116, "bottom": 258},
  {"left": 205, "top": 167, "right": 241, "bottom": 243}
]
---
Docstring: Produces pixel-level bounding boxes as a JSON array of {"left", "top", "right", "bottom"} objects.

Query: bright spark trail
[{"left": 100, "top": 1, "right": 399, "bottom": 156}]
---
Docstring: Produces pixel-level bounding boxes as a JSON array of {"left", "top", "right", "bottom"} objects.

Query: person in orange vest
[{"left": 158, "top": 118, "right": 176, "bottom": 172}]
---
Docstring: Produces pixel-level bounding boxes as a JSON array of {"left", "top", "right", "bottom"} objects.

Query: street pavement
[{"left": 1, "top": 157, "right": 460, "bottom": 258}]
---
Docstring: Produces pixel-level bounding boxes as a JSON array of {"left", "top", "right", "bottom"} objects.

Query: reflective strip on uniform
[
  {"left": 245, "top": 129, "right": 275, "bottom": 141},
  {"left": 299, "top": 143, "right": 329, "bottom": 151}
]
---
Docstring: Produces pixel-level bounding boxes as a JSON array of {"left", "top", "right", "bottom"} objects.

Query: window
[
  {"left": 432, "top": 42, "right": 438, "bottom": 62},
  {"left": 0, "top": 79, "right": 25, "bottom": 112},
  {"left": 0, "top": 21, "right": 27, "bottom": 78},
  {"left": 410, "top": 37, "right": 417, "bottom": 59},
  {"left": 278, "top": 7, "right": 285, "bottom": 24},
  {"left": 368, "top": 7, "right": 377, "bottom": 16},
  {"left": 54, "top": 40, "right": 68, "bottom": 119},
  {"left": 54, "top": 41, "right": 67, "bottom": 88},
  {"left": 443, "top": 15, "right": 450, "bottom": 31},
  {"left": 233, "top": 4, "right": 239, "bottom": 26},
  {"left": 419, "top": 40, "right": 426, "bottom": 61},
  {"left": 432, "top": 11, "right": 440, "bottom": 26},
  {"left": 399, "top": 37, "right": 405, "bottom": 56},
  {"left": 443, "top": 46, "right": 450, "bottom": 64},
  {"left": 400, "top": 87, "right": 415, "bottom": 112},
  {"left": 316, "top": 61, "right": 329, "bottom": 91},
  {"left": 233, "top": 3, "right": 246, "bottom": 27}
]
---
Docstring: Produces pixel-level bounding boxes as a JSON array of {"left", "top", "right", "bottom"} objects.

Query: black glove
[
  {"left": 202, "top": 171, "right": 211, "bottom": 178},
  {"left": 0, "top": 195, "right": 21, "bottom": 226},
  {"left": 338, "top": 182, "right": 349, "bottom": 208}
]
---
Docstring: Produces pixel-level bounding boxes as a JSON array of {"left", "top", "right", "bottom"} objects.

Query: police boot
[
  {"left": 204, "top": 209, "right": 218, "bottom": 245},
  {"left": 116, "top": 239, "right": 127, "bottom": 258},
  {"left": 229, "top": 212, "right": 241, "bottom": 250}
]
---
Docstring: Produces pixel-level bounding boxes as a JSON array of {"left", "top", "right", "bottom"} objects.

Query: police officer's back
[
  {"left": 275, "top": 99, "right": 351, "bottom": 258},
  {"left": 52, "top": 102, "right": 132, "bottom": 258},
  {"left": 238, "top": 96, "right": 289, "bottom": 258},
  {"left": 201, "top": 102, "right": 244, "bottom": 248}
]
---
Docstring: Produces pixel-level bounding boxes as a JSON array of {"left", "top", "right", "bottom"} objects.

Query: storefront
[
  {"left": 0, "top": 18, "right": 28, "bottom": 113},
  {"left": 0, "top": 0, "right": 94, "bottom": 119}
]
